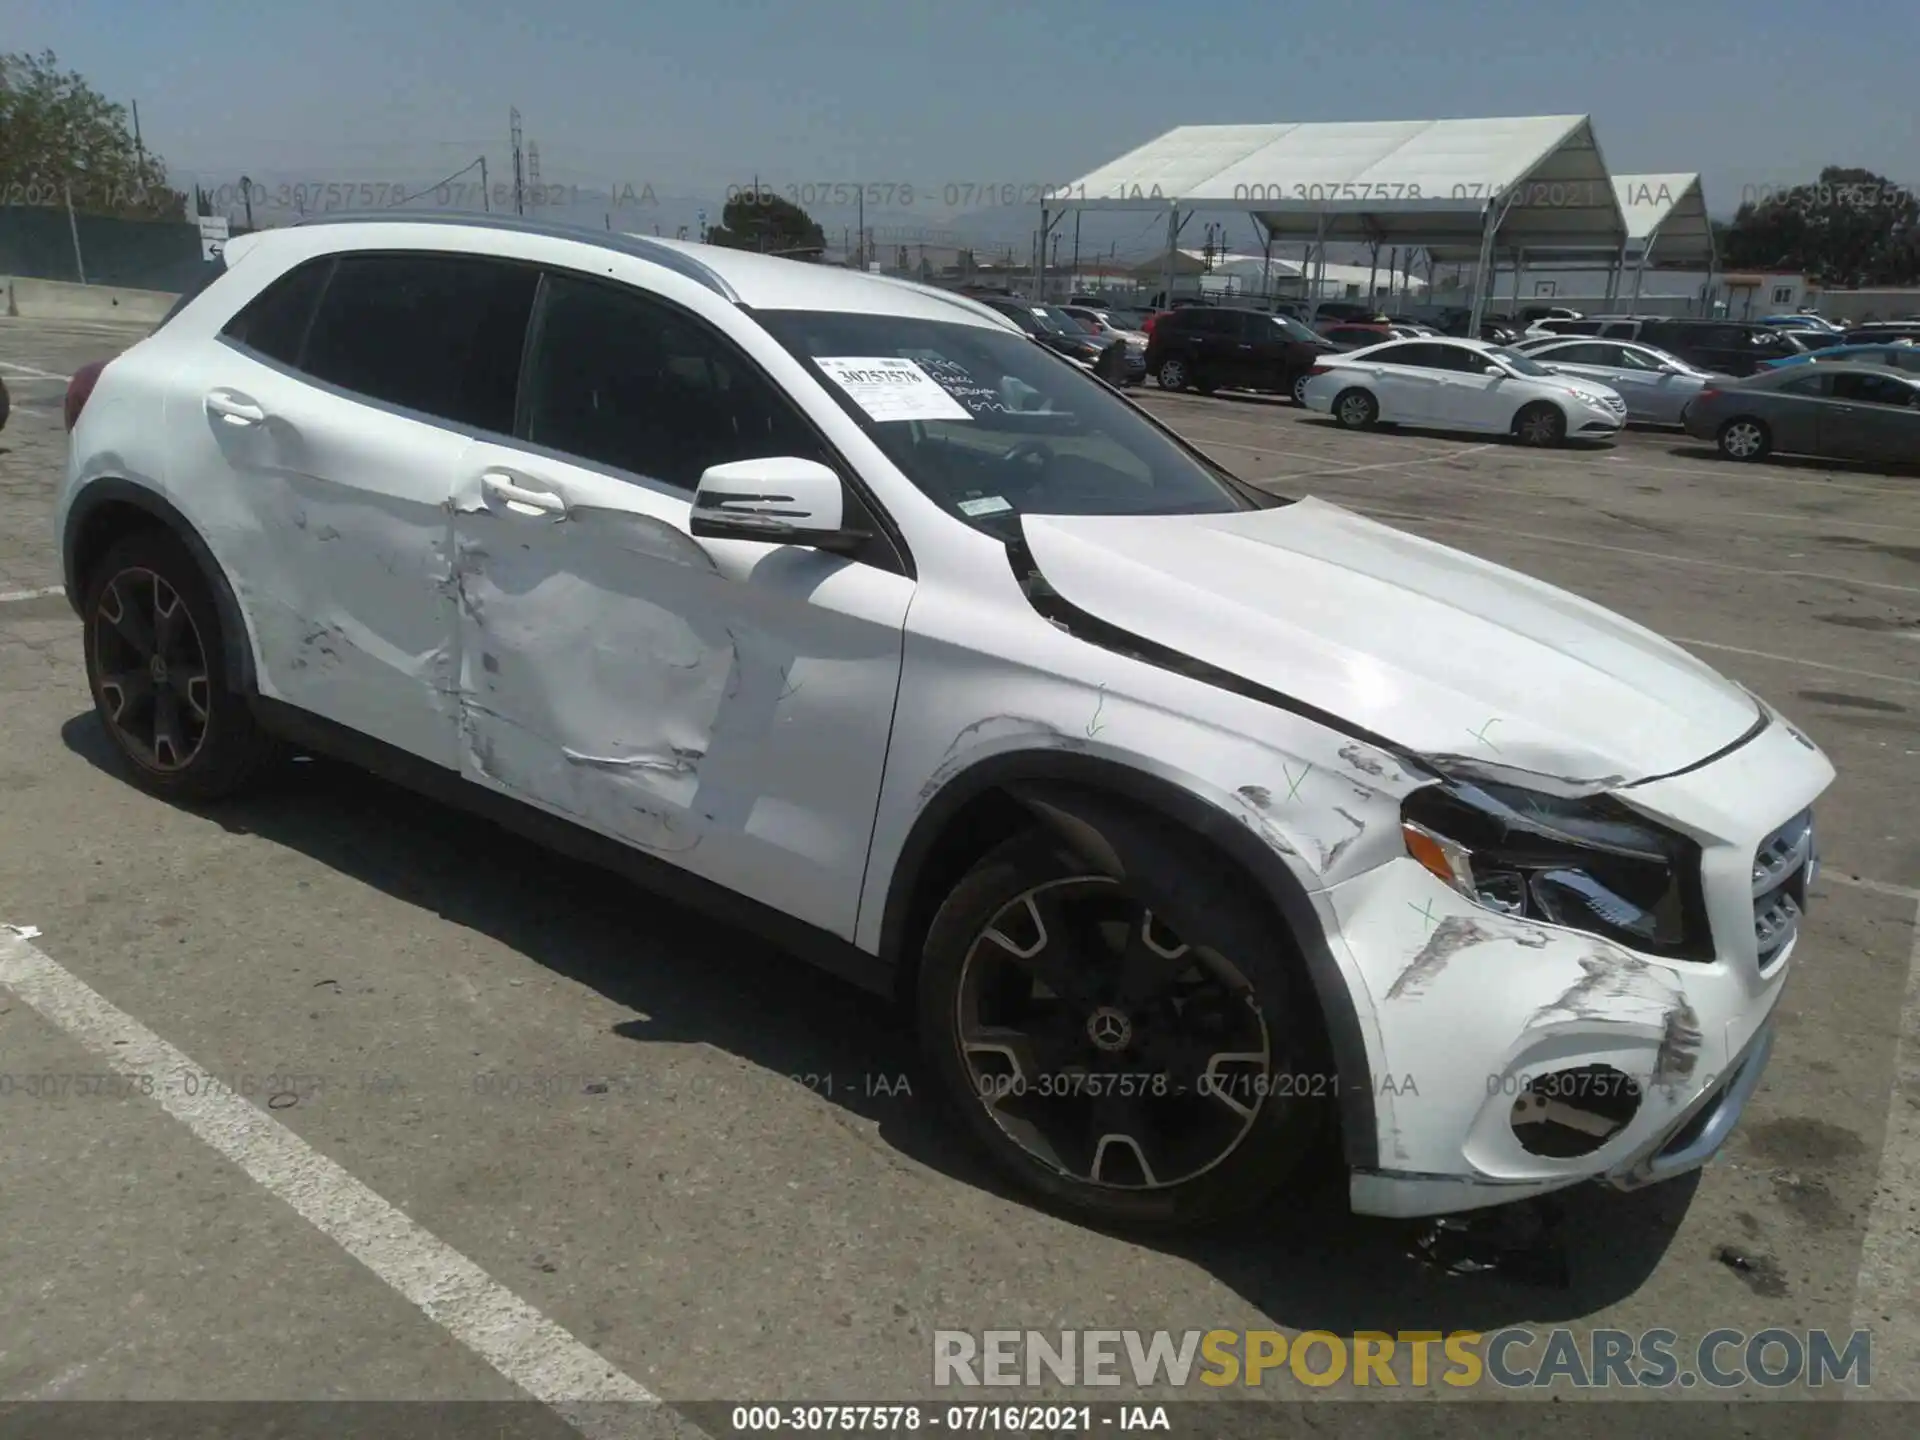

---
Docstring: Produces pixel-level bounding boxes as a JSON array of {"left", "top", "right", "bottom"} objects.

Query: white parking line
[
  {"left": 1849, "top": 893, "right": 1920, "bottom": 1401},
  {"left": 1145, "top": 395, "right": 1917, "bottom": 496},
  {"left": 0, "top": 925, "right": 700, "bottom": 1439},
  {"left": 1340, "top": 504, "right": 1920, "bottom": 597},
  {"left": 1664, "top": 637, "right": 1920, "bottom": 691},
  {"left": 0, "top": 360, "right": 67, "bottom": 381},
  {"left": 0, "top": 586, "right": 67, "bottom": 605}
]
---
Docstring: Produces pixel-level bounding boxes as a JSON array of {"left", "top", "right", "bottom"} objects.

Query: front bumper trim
[{"left": 1605, "top": 1019, "right": 1775, "bottom": 1190}]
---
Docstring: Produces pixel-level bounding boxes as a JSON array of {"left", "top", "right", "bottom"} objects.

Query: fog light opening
[{"left": 1510, "top": 1064, "right": 1643, "bottom": 1158}]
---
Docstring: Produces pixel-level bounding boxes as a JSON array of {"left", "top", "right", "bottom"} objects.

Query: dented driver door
[{"left": 443, "top": 271, "right": 910, "bottom": 940}]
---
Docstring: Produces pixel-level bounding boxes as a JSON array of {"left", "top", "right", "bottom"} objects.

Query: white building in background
[{"left": 1122, "top": 248, "right": 1429, "bottom": 303}]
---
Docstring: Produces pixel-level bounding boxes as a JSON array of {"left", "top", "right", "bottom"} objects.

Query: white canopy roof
[
  {"left": 1613, "top": 173, "right": 1715, "bottom": 268},
  {"left": 1058, "top": 115, "right": 1628, "bottom": 254}
]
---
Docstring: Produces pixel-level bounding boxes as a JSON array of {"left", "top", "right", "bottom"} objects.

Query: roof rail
[
  {"left": 287, "top": 210, "right": 740, "bottom": 301},
  {"left": 865, "top": 273, "right": 1025, "bottom": 331}
]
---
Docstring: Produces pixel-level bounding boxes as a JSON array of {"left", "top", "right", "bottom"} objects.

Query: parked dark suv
[
  {"left": 1631, "top": 320, "right": 1804, "bottom": 377},
  {"left": 1145, "top": 306, "right": 1334, "bottom": 401}
]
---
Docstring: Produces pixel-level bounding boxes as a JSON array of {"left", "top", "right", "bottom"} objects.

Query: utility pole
[
  {"left": 1072, "top": 211, "right": 1081, "bottom": 289},
  {"left": 509, "top": 107, "right": 525, "bottom": 216},
  {"left": 131, "top": 100, "right": 145, "bottom": 166},
  {"left": 479, "top": 157, "right": 489, "bottom": 211},
  {"left": 857, "top": 185, "right": 865, "bottom": 271},
  {"left": 239, "top": 175, "right": 254, "bottom": 229}
]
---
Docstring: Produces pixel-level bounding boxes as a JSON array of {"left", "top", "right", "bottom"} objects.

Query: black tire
[
  {"left": 1332, "top": 387, "right": 1379, "bottom": 430},
  {"left": 82, "top": 529, "right": 278, "bottom": 801},
  {"left": 915, "top": 825, "right": 1333, "bottom": 1232},
  {"left": 1194, "top": 377, "right": 1218, "bottom": 396},
  {"left": 1513, "top": 401, "right": 1567, "bottom": 447},
  {"left": 0, "top": 375, "right": 11, "bottom": 432},
  {"left": 1155, "top": 358, "right": 1190, "bottom": 391},
  {"left": 1717, "top": 416, "right": 1771, "bottom": 461}
]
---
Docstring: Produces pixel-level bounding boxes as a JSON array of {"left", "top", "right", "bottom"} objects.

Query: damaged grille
[{"left": 1752, "top": 809, "right": 1813, "bottom": 970}]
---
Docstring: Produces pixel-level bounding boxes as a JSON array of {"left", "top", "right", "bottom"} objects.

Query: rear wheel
[
  {"left": 82, "top": 530, "right": 277, "bottom": 800},
  {"left": 916, "top": 828, "right": 1333, "bottom": 1231},
  {"left": 1291, "top": 373, "right": 1311, "bottom": 406},
  {"left": 1333, "top": 388, "right": 1379, "bottom": 430},
  {"left": 1155, "top": 357, "right": 1190, "bottom": 391},
  {"left": 1717, "top": 417, "right": 1771, "bottom": 461},
  {"left": 1513, "top": 401, "right": 1567, "bottom": 447}
]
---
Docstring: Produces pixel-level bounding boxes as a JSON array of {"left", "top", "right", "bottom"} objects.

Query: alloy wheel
[
  {"left": 1158, "top": 359, "right": 1187, "bottom": 390},
  {"left": 1722, "top": 421, "right": 1764, "bottom": 458},
  {"left": 1292, "top": 374, "right": 1310, "bottom": 405},
  {"left": 92, "top": 567, "right": 212, "bottom": 772},
  {"left": 1337, "top": 393, "right": 1374, "bottom": 427},
  {"left": 954, "top": 876, "right": 1272, "bottom": 1190}
]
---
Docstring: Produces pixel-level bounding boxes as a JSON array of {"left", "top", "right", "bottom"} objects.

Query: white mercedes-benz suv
[{"left": 56, "top": 215, "right": 1831, "bottom": 1231}]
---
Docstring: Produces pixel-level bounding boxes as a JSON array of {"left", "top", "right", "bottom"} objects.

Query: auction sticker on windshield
[{"left": 814, "top": 357, "right": 973, "bottom": 422}]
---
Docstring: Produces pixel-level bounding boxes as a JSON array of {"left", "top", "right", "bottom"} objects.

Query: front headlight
[{"left": 1401, "top": 778, "right": 1712, "bottom": 959}]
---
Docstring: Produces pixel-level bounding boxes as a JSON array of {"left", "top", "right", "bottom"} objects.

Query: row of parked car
[{"left": 951, "top": 289, "right": 1916, "bottom": 467}]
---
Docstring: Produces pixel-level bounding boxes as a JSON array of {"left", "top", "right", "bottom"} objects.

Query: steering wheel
[{"left": 1000, "top": 438, "right": 1055, "bottom": 467}]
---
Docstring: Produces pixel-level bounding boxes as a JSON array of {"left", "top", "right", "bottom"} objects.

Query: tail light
[
  {"left": 1696, "top": 387, "right": 1721, "bottom": 402},
  {"left": 1307, "top": 364, "right": 1333, "bottom": 377},
  {"left": 65, "top": 359, "right": 110, "bottom": 432}
]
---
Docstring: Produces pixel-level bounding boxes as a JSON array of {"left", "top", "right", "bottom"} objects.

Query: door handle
[
  {"left": 205, "top": 390, "right": 265, "bottom": 426},
  {"left": 481, "top": 470, "right": 567, "bottom": 515}
]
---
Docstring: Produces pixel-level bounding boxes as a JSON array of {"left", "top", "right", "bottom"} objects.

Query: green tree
[
  {"left": 0, "top": 50, "right": 186, "bottom": 219},
  {"left": 704, "top": 188, "right": 826, "bottom": 257},
  {"left": 1721, "top": 166, "right": 1919, "bottom": 287}
]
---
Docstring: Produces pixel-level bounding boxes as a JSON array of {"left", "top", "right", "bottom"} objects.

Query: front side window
[
  {"left": 519, "top": 273, "right": 824, "bottom": 490},
  {"left": 757, "top": 310, "right": 1263, "bottom": 537},
  {"left": 1831, "top": 371, "right": 1919, "bottom": 407},
  {"left": 299, "top": 252, "right": 538, "bottom": 432}
]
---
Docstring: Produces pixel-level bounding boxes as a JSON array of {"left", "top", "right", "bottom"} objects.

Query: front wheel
[
  {"left": 916, "top": 829, "right": 1332, "bottom": 1231},
  {"left": 1155, "top": 358, "right": 1190, "bottom": 391},
  {"left": 1513, "top": 401, "right": 1567, "bottom": 447},
  {"left": 1717, "top": 417, "right": 1771, "bottom": 461},
  {"left": 82, "top": 530, "right": 278, "bottom": 801}
]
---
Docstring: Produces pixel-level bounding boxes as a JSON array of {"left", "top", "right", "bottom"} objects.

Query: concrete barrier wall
[{"left": 2, "top": 276, "right": 179, "bottom": 324}]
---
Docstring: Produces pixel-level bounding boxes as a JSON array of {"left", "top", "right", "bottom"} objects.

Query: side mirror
[
  {"left": 689, "top": 458, "right": 870, "bottom": 556},
  {"left": 1483, "top": 364, "right": 1505, "bottom": 376}
]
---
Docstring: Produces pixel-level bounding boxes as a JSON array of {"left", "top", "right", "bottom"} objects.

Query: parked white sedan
[{"left": 1301, "top": 337, "right": 1627, "bottom": 446}]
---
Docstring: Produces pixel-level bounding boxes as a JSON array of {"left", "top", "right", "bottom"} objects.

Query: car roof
[{"left": 275, "top": 211, "right": 1012, "bottom": 330}]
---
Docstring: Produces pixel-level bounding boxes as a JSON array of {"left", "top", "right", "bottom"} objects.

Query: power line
[{"left": 380, "top": 156, "right": 487, "bottom": 209}]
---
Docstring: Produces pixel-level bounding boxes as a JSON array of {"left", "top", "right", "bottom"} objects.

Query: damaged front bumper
[{"left": 1327, "top": 714, "right": 1829, "bottom": 1220}]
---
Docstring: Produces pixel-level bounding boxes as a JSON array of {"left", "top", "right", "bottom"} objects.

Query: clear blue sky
[{"left": 14, "top": 0, "right": 1918, "bottom": 220}]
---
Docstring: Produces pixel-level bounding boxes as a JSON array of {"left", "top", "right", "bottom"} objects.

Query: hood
[{"left": 1020, "top": 498, "right": 1762, "bottom": 786}]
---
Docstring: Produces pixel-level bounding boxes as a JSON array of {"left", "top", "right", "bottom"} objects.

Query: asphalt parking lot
[{"left": 1, "top": 318, "right": 1917, "bottom": 1431}]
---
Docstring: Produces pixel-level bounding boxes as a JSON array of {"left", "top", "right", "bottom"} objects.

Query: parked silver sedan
[{"left": 1511, "top": 337, "right": 1729, "bottom": 425}]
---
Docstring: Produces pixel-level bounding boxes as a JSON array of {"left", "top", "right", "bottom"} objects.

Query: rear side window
[
  {"left": 1778, "top": 373, "right": 1831, "bottom": 396},
  {"left": 221, "top": 257, "right": 332, "bottom": 365},
  {"left": 299, "top": 252, "right": 540, "bottom": 433}
]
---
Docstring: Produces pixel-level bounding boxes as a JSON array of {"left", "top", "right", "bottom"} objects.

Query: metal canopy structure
[{"left": 1051, "top": 115, "right": 1629, "bottom": 329}]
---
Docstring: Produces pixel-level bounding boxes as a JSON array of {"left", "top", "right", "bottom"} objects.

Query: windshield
[
  {"left": 1104, "top": 309, "right": 1146, "bottom": 330},
  {"left": 1490, "top": 347, "right": 1554, "bottom": 377},
  {"left": 758, "top": 310, "right": 1262, "bottom": 536},
  {"left": 1269, "top": 314, "right": 1321, "bottom": 343},
  {"left": 1042, "top": 307, "right": 1095, "bottom": 337}
]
